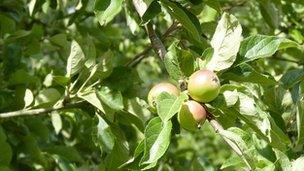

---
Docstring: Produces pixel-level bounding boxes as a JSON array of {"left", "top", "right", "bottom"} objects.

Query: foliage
[{"left": 0, "top": 0, "right": 304, "bottom": 170}]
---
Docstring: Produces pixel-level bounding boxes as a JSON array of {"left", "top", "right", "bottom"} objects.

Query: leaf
[
  {"left": 239, "top": 35, "right": 298, "bottom": 63},
  {"left": 79, "top": 90, "right": 106, "bottom": 113},
  {"left": 66, "top": 40, "right": 85, "bottom": 77},
  {"left": 34, "top": 88, "right": 61, "bottom": 107},
  {"left": 43, "top": 146, "right": 83, "bottom": 162},
  {"left": 25, "top": 118, "right": 50, "bottom": 140},
  {"left": 28, "top": 0, "right": 37, "bottom": 16},
  {"left": 161, "top": 0, "right": 201, "bottom": 41},
  {"left": 93, "top": 115, "right": 115, "bottom": 152},
  {"left": 116, "top": 111, "right": 145, "bottom": 132},
  {"left": 274, "top": 150, "right": 291, "bottom": 171},
  {"left": 222, "top": 64, "right": 277, "bottom": 85},
  {"left": 219, "top": 128, "right": 254, "bottom": 169},
  {"left": 124, "top": 97, "right": 151, "bottom": 122},
  {"left": 164, "top": 42, "right": 196, "bottom": 80},
  {"left": 292, "top": 156, "right": 304, "bottom": 171},
  {"left": 132, "top": 0, "right": 161, "bottom": 23},
  {"left": 259, "top": 0, "right": 279, "bottom": 29},
  {"left": 104, "top": 66, "right": 141, "bottom": 92},
  {"left": 52, "top": 155, "right": 77, "bottom": 171},
  {"left": 24, "top": 89, "right": 34, "bottom": 108},
  {"left": 51, "top": 112, "right": 62, "bottom": 134},
  {"left": 96, "top": 86, "right": 124, "bottom": 111},
  {"left": 196, "top": 47, "right": 213, "bottom": 69},
  {"left": 0, "top": 127, "right": 12, "bottom": 166},
  {"left": 124, "top": 3, "right": 140, "bottom": 34},
  {"left": 156, "top": 92, "right": 188, "bottom": 122},
  {"left": 105, "top": 141, "right": 129, "bottom": 171},
  {"left": 94, "top": 0, "right": 123, "bottom": 26},
  {"left": 280, "top": 69, "right": 304, "bottom": 89},
  {"left": 164, "top": 42, "right": 183, "bottom": 81},
  {"left": 222, "top": 89, "right": 238, "bottom": 106},
  {"left": 88, "top": 51, "right": 113, "bottom": 82},
  {"left": 238, "top": 92, "right": 257, "bottom": 116},
  {"left": 206, "top": 12, "right": 242, "bottom": 71},
  {"left": 0, "top": 141, "right": 12, "bottom": 166},
  {"left": 140, "top": 117, "right": 172, "bottom": 169},
  {"left": 296, "top": 101, "right": 304, "bottom": 145}
]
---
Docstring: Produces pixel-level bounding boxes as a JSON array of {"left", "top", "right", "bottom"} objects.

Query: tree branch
[
  {"left": 0, "top": 101, "right": 85, "bottom": 118},
  {"left": 144, "top": 23, "right": 167, "bottom": 59},
  {"left": 132, "top": 0, "right": 168, "bottom": 61},
  {"left": 206, "top": 113, "right": 252, "bottom": 170}
]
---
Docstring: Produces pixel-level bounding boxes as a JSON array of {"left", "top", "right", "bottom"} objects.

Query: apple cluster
[{"left": 148, "top": 69, "right": 220, "bottom": 131}]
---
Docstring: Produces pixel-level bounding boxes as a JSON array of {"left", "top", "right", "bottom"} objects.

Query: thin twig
[
  {"left": 126, "top": 22, "right": 179, "bottom": 67},
  {"left": 0, "top": 101, "right": 85, "bottom": 118}
]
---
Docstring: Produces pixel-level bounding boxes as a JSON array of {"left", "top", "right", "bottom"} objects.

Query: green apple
[
  {"left": 148, "top": 82, "right": 180, "bottom": 110},
  {"left": 188, "top": 69, "right": 220, "bottom": 102},
  {"left": 178, "top": 100, "right": 207, "bottom": 131}
]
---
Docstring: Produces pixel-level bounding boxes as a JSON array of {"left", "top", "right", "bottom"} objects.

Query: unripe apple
[
  {"left": 188, "top": 69, "right": 220, "bottom": 102},
  {"left": 178, "top": 100, "right": 207, "bottom": 131},
  {"left": 148, "top": 82, "right": 180, "bottom": 110}
]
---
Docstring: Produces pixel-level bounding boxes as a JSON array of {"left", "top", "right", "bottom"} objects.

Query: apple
[
  {"left": 178, "top": 100, "right": 207, "bottom": 131},
  {"left": 188, "top": 69, "right": 220, "bottom": 102},
  {"left": 148, "top": 82, "right": 180, "bottom": 110}
]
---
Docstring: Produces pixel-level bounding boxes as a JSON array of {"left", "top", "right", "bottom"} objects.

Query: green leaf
[
  {"left": 96, "top": 86, "right": 124, "bottom": 111},
  {"left": 259, "top": 0, "right": 279, "bottom": 29},
  {"left": 178, "top": 49, "right": 195, "bottom": 77},
  {"left": 79, "top": 90, "right": 107, "bottom": 113},
  {"left": 116, "top": 111, "right": 145, "bottom": 132},
  {"left": 124, "top": 2, "right": 140, "bottom": 34},
  {"left": 25, "top": 118, "right": 50, "bottom": 140},
  {"left": 222, "top": 64, "right": 277, "bottom": 85},
  {"left": 8, "top": 69, "right": 38, "bottom": 86},
  {"left": 206, "top": 12, "right": 242, "bottom": 71},
  {"left": 141, "top": 117, "right": 172, "bottom": 168},
  {"left": 219, "top": 128, "right": 254, "bottom": 170},
  {"left": 43, "top": 146, "right": 83, "bottom": 162},
  {"left": 0, "top": 126, "right": 12, "bottom": 166},
  {"left": 164, "top": 42, "right": 183, "bottom": 81},
  {"left": 66, "top": 40, "right": 85, "bottom": 77},
  {"left": 196, "top": 47, "right": 213, "bottom": 69},
  {"left": 156, "top": 92, "right": 188, "bottom": 122},
  {"left": 34, "top": 88, "right": 61, "bottom": 107},
  {"left": 274, "top": 150, "right": 291, "bottom": 170},
  {"left": 105, "top": 141, "right": 129, "bottom": 171},
  {"left": 221, "top": 155, "right": 244, "bottom": 169},
  {"left": 94, "top": 0, "right": 123, "bottom": 26},
  {"left": 104, "top": 66, "right": 140, "bottom": 92},
  {"left": 88, "top": 51, "right": 113, "bottom": 82},
  {"left": 239, "top": 35, "right": 298, "bottom": 63},
  {"left": 280, "top": 69, "right": 304, "bottom": 89},
  {"left": 164, "top": 42, "right": 195, "bottom": 80},
  {"left": 161, "top": 0, "right": 201, "bottom": 41},
  {"left": 52, "top": 155, "right": 77, "bottom": 171},
  {"left": 93, "top": 115, "right": 115, "bottom": 152},
  {"left": 296, "top": 101, "right": 304, "bottom": 145},
  {"left": 0, "top": 141, "right": 12, "bottom": 166}
]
